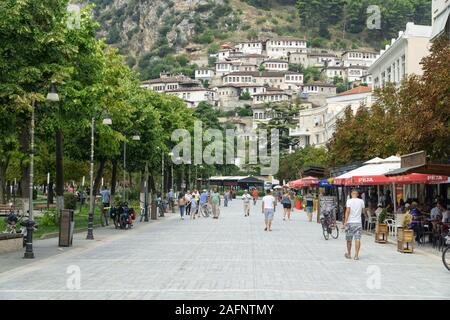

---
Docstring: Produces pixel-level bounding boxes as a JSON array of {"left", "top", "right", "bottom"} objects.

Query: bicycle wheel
[
  {"left": 443, "top": 247, "right": 450, "bottom": 271},
  {"left": 331, "top": 225, "right": 339, "bottom": 239},
  {"left": 323, "top": 228, "right": 330, "bottom": 240}
]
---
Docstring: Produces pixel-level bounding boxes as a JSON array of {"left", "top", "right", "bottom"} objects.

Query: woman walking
[
  {"left": 281, "top": 191, "right": 292, "bottom": 221},
  {"left": 178, "top": 192, "right": 186, "bottom": 220}
]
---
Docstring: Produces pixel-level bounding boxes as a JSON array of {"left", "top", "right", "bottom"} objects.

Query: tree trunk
[
  {"left": 55, "top": 129, "right": 64, "bottom": 210},
  {"left": 0, "top": 165, "right": 6, "bottom": 204},
  {"left": 149, "top": 173, "right": 156, "bottom": 193},
  {"left": 93, "top": 158, "right": 106, "bottom": 195},
  {"left": 111, "top": 158, "right": 118, "bottom": 196},
  {"left": 48, "top": 179, "right": 54, "bottom": 204}
]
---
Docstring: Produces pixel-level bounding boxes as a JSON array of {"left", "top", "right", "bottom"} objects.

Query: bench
[
  {"left": 0, "top": 205, "right": 17, "bottom": 217},
  {"left": 34, "top": 203, "right": 56, "bottom": 212},
  {"left": 0, "top": 233, "right": 24, "bottom": 253}
]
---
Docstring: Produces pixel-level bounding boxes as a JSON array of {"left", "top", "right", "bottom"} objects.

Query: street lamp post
[
  {"left": 168, "top": 152, "right": 174, "bottom": 213},
  {"left": 87, "top": 114, "right": 112, "bottom": 240},
  {"left": 23, "top": 98, "right": 36, "bottom": 259},
  {"left": 144, "top": 161, "right": 149, "bottom": 222}
]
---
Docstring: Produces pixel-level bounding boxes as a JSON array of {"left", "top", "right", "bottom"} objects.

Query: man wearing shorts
[
  {"left": 344, "top": 189, "right": 366, "bottom": 260},
  {"left": 262, "top": 189, "right": 276, "bottom": 231},
  {"left": 242, "top": 190, "right": 252, "bottom": 217}
]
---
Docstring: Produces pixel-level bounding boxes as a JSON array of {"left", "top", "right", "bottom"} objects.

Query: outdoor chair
[{"left": 364, "top": 209, "right": 377, "bottom": 232}]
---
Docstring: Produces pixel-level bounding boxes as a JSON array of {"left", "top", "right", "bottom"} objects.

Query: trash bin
[{"left": 59, "top": 209, "right": 74, "bottom": 247}]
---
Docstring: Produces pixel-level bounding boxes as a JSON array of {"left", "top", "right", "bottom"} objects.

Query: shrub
[
  {"left": 239, "top": 91, "right": 251, "bottom": 100},
  {"left": 39, "top": 210, "right": 58, "bottom": 227},
  {"left": 64, "top": 193, "right": 78, "bottom": 210}
]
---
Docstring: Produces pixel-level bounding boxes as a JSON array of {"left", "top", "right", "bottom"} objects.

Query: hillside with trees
[{"left": 88, "top": 0, "right": 431, "bottom": 80}]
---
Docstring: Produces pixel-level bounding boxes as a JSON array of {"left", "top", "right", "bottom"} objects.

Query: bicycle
[
  {"left": 442, "top": 235, "right": 450, "bottom": 271},
  {"left": 199, "top": 203, "right": 211, "bottom": 218},
  {"left": 320, "top": 211, "right": 339, "bottom": 240}
]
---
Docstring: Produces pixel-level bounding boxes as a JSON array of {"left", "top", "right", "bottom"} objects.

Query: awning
[
  {"left": 385, "top": 164, "right": 450, "bottom": 177},
  {"left": 319, "top": 178, "right": 334, "bottom": 187},
  {"left": 431, "top": 6, "right": 450, "bottom": 40},
  {"left": 388, "top": 173, "right": 448, "bottom": 184},
  {"left": 333, "top": 157, "right": 400, "bottom": 185}
]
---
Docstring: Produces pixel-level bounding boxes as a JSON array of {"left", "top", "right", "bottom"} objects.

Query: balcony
[{"left": 289, "top": 127, "right": 311, "bottom": 137}]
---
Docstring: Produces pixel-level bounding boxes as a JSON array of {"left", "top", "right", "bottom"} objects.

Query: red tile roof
[{"left": 336, "top": 86, "right": 372, "bottom": 96}]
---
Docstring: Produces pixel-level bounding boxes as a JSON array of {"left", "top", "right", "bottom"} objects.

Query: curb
[{"left": 39, "top": 224, "right": 103, "bottom": 240}]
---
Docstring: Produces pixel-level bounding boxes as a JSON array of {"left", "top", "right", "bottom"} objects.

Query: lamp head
[
  {"left": 46, "top": 83, "right": 60, "bottom": 102},
  {"left": 102, "top": 114, "right": 112, "bottom": 125}
]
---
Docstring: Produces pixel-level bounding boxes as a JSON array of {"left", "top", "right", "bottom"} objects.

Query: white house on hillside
[
  {"left": 235, "top": 41, "right": 264, "bottom": 55},
  {"left": 261, "top": 59, "right": 289, "bottom": 71},
  {"left": 342, "top": 50, "right": 379, "bottom": 67},
  {"left": 266, "top": 37, "right": 307, "bottom": 60},
  {"left": 195, "top": 68, "right": 215, "bottom": 81}
]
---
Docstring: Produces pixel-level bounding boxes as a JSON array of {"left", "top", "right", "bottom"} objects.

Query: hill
[{"left": 87, "top": 0, "right": 431, "bottom": 79}]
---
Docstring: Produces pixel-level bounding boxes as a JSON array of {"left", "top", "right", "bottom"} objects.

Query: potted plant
[
  {"left": 375, "top": 208, "right": 388, "bottom": 243},
  {"left": 397, "top": 212, "right": 414, "bottom": 253}
]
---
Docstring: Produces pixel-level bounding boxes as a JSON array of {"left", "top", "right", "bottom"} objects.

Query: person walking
[
  {"left": 99, "top": 185, "right": 111, "bottom": 227},
  {"left": 190, "top": 195, "right": 197, "bottom": 220},
  {"left": 185, "top": 191, "right": 192, "bottom": 216},
  {"left": 343, "top": 189, "right": 366, "bottom": 260},
  {"left": 252, "top": 188, "right": 259, "bottom": 206},
  {"left": 305, "top": 190, "right": 314, "bottom": 222},
  {"left": 168, "top": 189, "right": 175, "bottom": 213},
  {"left": 262, "top": 189, "right": 276, "bottom": 231},
  {"left": 178, "top": 192, "right": 186, "bottom": 220},
  {"left": 211, "top": 189, "right": 221, "bottom": 219},
  {"left": 199, "top": 189, "right": 209, "bottom": 217},
  {"left": 224, "top": 190, "right": 229, "bottom": 207},
  {"left": 281, "top": 191, "right": 292, "bottom": 221},
  {"left": 242, "top": 190, "right": 252, "bottom": 217}
]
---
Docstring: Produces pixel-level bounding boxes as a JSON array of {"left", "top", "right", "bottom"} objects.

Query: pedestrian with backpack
[{"left": 281, "top": 191, "right": 292, "bottom": 221}]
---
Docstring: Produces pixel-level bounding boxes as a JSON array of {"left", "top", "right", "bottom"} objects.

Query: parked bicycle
[
  {"left": 442, "top": 235, "right": 450, "bottom": 271},
  {"left": 320, "top": 210, "right": 339, "bottom": 240}
]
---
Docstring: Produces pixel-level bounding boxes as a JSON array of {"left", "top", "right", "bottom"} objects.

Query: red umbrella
[{"left": 289, "top": 177, "right": 319, "bottom": 188}]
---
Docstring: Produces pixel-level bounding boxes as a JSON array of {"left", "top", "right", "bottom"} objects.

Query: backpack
[
  {"left": 281, "top": 196, "right": 291, "bottom": 205},
  {"left": 211, "top": 193, "right": 220, "bottom": 204}
]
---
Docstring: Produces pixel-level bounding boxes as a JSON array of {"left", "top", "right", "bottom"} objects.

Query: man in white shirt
[
  {"left": 261, "top": 189, "right": 276, "bottom": 231},
  {"left": 430, "top": 202, "right": 443, "bottom": 221},
  {"left": 241, "top": 190, "right": 252, "bottom": 217},
  {"left": 344, "top": 189, "right": 366, "bottom": 260}
]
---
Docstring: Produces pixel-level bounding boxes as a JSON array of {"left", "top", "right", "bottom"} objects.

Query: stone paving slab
[{"left": 0, "top": 200, "right": 448, "bottom": 300}]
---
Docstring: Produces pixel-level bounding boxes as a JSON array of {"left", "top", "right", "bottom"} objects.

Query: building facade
[{"left": 368, "top": 22, "right": 432, "bottom": 89}]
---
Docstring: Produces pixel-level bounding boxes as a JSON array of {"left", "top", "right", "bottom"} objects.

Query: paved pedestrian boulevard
[{"left": 0, "top": 200, "right": 448, "bottom": 300}]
